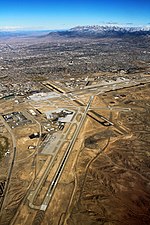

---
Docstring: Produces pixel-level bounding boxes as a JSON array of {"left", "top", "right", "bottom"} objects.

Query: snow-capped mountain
[
  {"left": 71, "top": 25, "right": 150, "bottom": 32},
  {"left": 70, "top": 25, "right": 150, "bottom": 36},
  {"left": 47, "top": 25, "right": 150, "bottom": 38}
]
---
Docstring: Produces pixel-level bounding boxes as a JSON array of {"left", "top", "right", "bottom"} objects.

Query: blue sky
[{"left": 0, "top": 0, "right": 150, "bottom": 30}]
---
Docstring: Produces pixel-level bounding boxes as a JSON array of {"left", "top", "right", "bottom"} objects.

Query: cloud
[
  {"left": 125, "top": 23, "right": 133, "bottom": 25},
  {"left": 0, "top": 26, "right": 23, "bottom": 31},
  {"left": 0, "top": 25, "right": 48, "bottom": 31},
  {"left": 99, "top": 21, "right": 119, "bottom": 25},
  {"left": 106, "top": 22, "right": 119, "bottom": 25}
]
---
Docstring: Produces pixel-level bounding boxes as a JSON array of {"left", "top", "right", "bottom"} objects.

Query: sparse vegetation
[{"left": 0, "top": 136, "right": 9, "bottom": 161}]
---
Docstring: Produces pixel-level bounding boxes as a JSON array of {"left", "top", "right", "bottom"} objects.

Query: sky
[{"left": 0, "top": 0, "right": 150, "bottom": 30}]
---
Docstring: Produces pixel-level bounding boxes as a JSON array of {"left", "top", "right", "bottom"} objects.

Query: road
[{"left": 0, "top": 115, "right": 16, "bottom": 218}]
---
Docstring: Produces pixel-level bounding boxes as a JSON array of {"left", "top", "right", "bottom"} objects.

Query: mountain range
[
  {"left": 0, "top": 25, "right": 150, "bottom": 39},
  {"left": 47, "top": 25, "right": 150, "bottom": 38}
]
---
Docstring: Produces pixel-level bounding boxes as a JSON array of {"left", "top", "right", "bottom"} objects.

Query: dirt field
[
  {"left": 36, "top": 83, "right": 150, "bottom": 225},
  {"left": 63, "top": 83, "right": 150, "bottom": 225},
  {"left": 1, "top": 83, "right": 150, "bottom": 225}
]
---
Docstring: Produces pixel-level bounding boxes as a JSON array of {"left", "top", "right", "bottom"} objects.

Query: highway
[{"left": 0, "top": 115, "right": 16, "bottom": 218}]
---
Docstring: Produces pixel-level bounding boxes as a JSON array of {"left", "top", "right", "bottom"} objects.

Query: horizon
[
  {"left": 0, "top": 23, "right": 150, "bottom": 32},
  {"left": 0, "top": 0, "right": 150, "bottom": 31}
]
